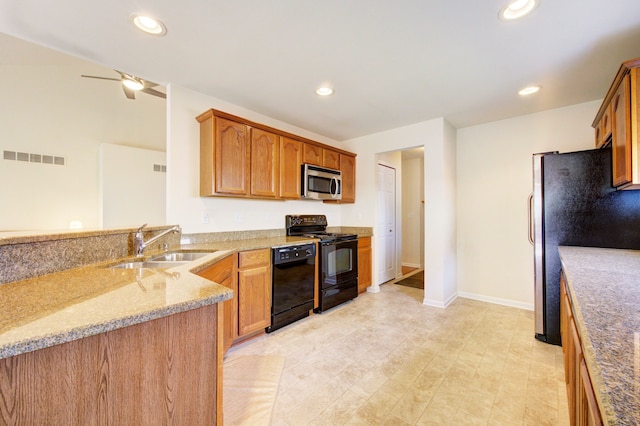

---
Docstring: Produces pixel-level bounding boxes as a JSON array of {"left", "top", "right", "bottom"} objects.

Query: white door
[{"left": 377, "top": 163, "right": 396, "bottom": 284}]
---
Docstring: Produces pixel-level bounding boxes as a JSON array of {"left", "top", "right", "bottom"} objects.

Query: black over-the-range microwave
[{"left": 301, "top": 164, "right": 342, "bottom": 200}]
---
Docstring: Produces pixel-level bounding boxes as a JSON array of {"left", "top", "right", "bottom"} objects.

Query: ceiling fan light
[
  {"left": 122, "top": 76, "right": 144, "bottom": 91},
  {"left": 499, "top": 0, "right": 538, "bottom": 21},
  {"left": 131, "top": 14, "right": 167, "bottom": 36}
]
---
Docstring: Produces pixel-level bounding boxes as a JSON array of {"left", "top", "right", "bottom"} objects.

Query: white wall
[
  {"left": 0, "top": 39, "right": 165, "bottom": 230},
  {"left": 456, "top": 100, "right": 601, "bottom": 309},
  {"left": 343, "top": 118, "right": 457, "bottom": 305},
  {"left": 402, "top": 157, "right": 424, "bottom": 268},
  {"left": 99, "top": 144, "right": 166, "bottom": 228},
  {"left": 166, "top": 84, "right": 345, "bottom": 233}
]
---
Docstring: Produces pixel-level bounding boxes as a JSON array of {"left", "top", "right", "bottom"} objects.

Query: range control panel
[{"left": 273, "top": 243, "right": 316, "bottom": 265}]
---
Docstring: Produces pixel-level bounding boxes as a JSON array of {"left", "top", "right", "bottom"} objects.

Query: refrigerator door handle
[{"left": 528, "top": 193, "right": 534, "bottom": 245}]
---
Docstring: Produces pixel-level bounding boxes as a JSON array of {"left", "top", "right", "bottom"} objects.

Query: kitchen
[{"left": 2, "top": 0, "right": 640, "bottom": 424}]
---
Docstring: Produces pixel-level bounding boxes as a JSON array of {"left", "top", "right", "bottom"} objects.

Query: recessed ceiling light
[
  {"left": 131, "top": 14, "right": 167, "bottom": 36},
  {"left": 519, "top": 85, "right": 541, "bottom": 96},
  {"left": 499, "top": 0, "right": 539, "bottom": 21},
  {"left": 316, "top": 86, "right": 334, "bottom": 96}
]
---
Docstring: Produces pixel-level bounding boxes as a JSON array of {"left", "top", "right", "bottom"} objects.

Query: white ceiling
[{"left": 1, "top": 0, "right": 640, "bottom": 141}]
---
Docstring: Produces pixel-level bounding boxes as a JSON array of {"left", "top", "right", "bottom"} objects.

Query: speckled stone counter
[
  {"left": 559, "top": 246, "right": 640, "bottom": 426},
  {"left": 0, "top": 235, "right": 317, "bottom": 360}
]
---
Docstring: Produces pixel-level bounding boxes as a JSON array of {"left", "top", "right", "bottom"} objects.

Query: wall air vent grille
[
  {"left": 3, "top": 150, "right": 65, "bottom": 166},
  {"left": 153, "top": 164, "right": 166, "bottom": 173}
]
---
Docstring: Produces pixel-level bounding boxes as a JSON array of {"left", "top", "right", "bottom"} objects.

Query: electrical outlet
[{"left": 202, "top": 212, "right": 210, "bottom": 224}]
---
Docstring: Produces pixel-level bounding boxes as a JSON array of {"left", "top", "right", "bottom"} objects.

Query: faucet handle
[{"left": 136, "top": 223, "right": 148, "bottom": 234}]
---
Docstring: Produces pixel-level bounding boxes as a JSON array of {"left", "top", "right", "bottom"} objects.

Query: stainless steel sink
[
  {"left": 109, "top": 260, "right": 190, "bottom": 269},
  {"left": 148, "top": 251, "right": 215, "bottom": 262}
]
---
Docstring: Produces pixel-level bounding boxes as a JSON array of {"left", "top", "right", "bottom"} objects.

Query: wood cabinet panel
[
  {"left": 215, "top": 117, "right": 250, "bottom": 195},
  {"left": 612, "top": 74, "right": 632, "bottom": 187},
  {"left": 303, "top": 143, "right": 323, "bottom": 166},
  {"left": 0, "top": 305, "right": 220, "bottom": 425},
  {"left": 323, "top": 149, "right": 340, "bottom": 169},
  {"left": 280, "top": 137, "right": 302, "bottom": 199},
  {"left": 197, "top": 254, "right": 238, "bottom": 354},
  {"left": 340, "top": 154, "right": 356, "bottom": 203},
  {"left": 251, "top": 128, "right": 279, "bottom": 198},
  {"left": 561, "top": 273, "right": 603, "bottom": 426},
  {"left": 358, "top": 237, "right": 372, "bottom": 294},
  {"left": 237, "top": 249, "right": 271, "bottom": 337},
  {"left": 578, "top": 359, "right": 604, "bottom": 426}
]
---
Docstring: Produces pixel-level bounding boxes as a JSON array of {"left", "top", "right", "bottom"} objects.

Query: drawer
[{"left": 238, "top": 248, "right": 270, "bottom": 269}]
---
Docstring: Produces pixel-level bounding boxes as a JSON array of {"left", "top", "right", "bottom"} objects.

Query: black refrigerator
[{"left": 532, "top": 147, "right": 640, "bottom": 345}]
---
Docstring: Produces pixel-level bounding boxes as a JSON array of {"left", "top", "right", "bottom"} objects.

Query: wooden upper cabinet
[
  {"left": 303, "top": 143, "right": 323, "bottom": 166},
  {"left": 280, "top": 137, "right": 302, "bottom": 199},
  {"left": 593, "top": 59, "right": 640, "bottom": 189},
  {"left": 250, "top": 128, "right": 279, "bottom": 198},
  {"left": 340, "top": 154, "right": 356, "bottom": 203},
  {"left": 596, "top": 103, "right": 612, "bottom": 148},
  {"left": 215, "top": 117, "right": 250, "bottom": 195},
  {"left": 198, "top": 112, "right": 250, "bottom": 197},
  {"left": 198, "top": 108, "right": 356, "bottom": 199},
  {"left": 323, "top": 149, "right": 340, "bottom": 169},
  {"left": 612, "top": 74, "right": 632, "bottom": 187}
]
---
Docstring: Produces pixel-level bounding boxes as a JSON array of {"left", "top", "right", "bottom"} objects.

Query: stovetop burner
[
  {"left": 286, "top": 215, "right": 357, "bottom": 242},
  {"left": 302, "top": 232, "right": 357, "bottom": 243}
]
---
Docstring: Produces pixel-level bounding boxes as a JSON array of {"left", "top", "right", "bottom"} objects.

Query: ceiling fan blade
[
  {"left": 81, "top": 75, "right": 120, "bottom": 82},
  {"left": 122, "top": 85, "right": 136, "bottom": 100},
  {"left": 141, "top": 87, "right": 166, "bottom": 99}
]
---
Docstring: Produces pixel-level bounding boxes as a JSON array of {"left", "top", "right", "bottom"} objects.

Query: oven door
[{"left": 320, "top": 239, "right": 358, "bottom": 288}]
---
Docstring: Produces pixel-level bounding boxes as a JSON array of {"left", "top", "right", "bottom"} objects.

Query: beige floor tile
[{"left": 224, "top": 284, "right": 568, "bottom": 425}]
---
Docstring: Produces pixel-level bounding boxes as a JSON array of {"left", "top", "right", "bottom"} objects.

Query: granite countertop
[
  {"left": 558, "top": 246, "right": 640, "bottom": 426},
  {"left": 0, "top": 235, "right": 315, "bottom": 360}
]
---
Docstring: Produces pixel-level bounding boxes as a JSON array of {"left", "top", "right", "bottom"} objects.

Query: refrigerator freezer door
[{"left": 532, "top": 154, "right": 545, "bottom": 339}]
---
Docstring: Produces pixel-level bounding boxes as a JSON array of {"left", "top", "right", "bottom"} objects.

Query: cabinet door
[
  {"left": 340, "top": 154, "right": 356, "bottom": 203},
  {"left": 196, "top": 254, "right": 238, "bottom": 353},
  {"left": 578, "top": 359, "right": 604, "bottom": 426},
  {"left": 215, "top": 117, "right": 250, "bottom": 195},
  {"left": 612, "top": 74, "right": 631, "bottom": 187},
  {"left": 323, "top": 149, "right": 340, "bottom": 169},
  {"left": 303, "top": 143, "right": 322, "bottom": 166},
  {"left": 280, "top": 137, "right": 302, "bottom": 199},
  {"left": 238, "top": 249, "right": 271, "bottom": 336},
  {"left": 358, "top": 237, "right": 372, "bottom": 293},
  {"left": 597, "top": 103, "right": 612, "bottom": 148},
  {"left": 250, "top": 128, "right": 279, "bottom": 198}
]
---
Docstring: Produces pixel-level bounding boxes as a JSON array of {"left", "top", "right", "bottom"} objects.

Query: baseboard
[
  {"left": 401, "top": 262, "right": 422, "bottom": 268},
  {"left": 457, "top": 291, "right": 534, "bottom": 311},
  {"left": 423, "top": 292, "right": 457, "bottom": 309}
]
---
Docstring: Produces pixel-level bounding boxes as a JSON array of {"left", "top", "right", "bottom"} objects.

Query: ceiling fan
[{"left": 80, "top": 70, "right": 166, "bottom": 100}]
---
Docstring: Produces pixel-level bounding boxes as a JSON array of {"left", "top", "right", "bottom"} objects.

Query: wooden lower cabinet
[
  {"left": 560, "top": 273, "right": 603, "bottom": 426},
  {"left": 237, "top": 249, "right": 272, "bottom": 338},
  {"left": 197, "top": 254, "right": 238, "bottom": 354},
  {"left": 358, "top": 237, "right": 372, "bottom": 293},
  {"left": 0, "top": 304, "right": 222, "bottom": 425}
]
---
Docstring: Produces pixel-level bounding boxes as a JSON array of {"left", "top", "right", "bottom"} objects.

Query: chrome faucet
[{"left": 134, "top": 224, "right": 181, "bottom": 257}]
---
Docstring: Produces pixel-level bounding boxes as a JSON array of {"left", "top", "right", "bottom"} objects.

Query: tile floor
[{"left": 225, "top": 282, "right": 569, "bottom": 425}]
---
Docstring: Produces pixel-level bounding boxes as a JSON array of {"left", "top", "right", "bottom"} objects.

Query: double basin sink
[{"left": 109, "top": 251, "right": 215, "bottom": 269}]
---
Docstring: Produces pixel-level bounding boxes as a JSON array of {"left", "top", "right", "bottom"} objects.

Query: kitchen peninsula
[{"left": 0, "top": 225, "right": 372, "bottom": 424}]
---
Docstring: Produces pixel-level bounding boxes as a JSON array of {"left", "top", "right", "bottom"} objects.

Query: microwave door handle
[{"left": 330, "top": 177, "right": 339, "bottom": 197}]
